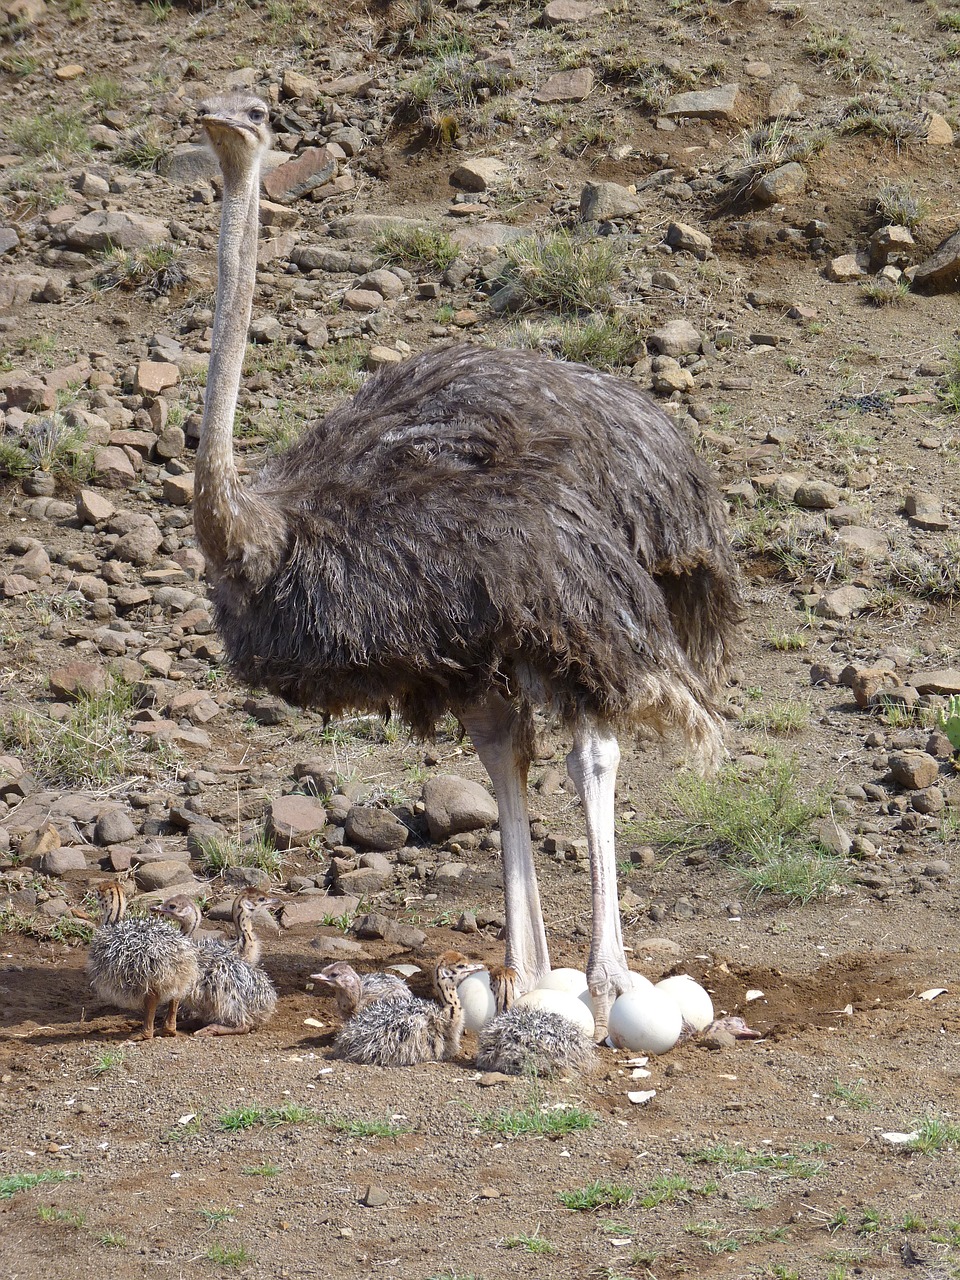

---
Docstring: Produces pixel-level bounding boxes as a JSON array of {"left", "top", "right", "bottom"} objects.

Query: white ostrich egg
[
  {"left": 608, "top": 987, "right": 683, "bottom": 1054},
  {"left": 457, "top": 970, "right": 496, "bottom": 1032},
  {"left": 537, "top": 967, "right": 589, "bottom": 998},
  {"left": 515, "top": 987, "right": 596, "bottom": 1039},
  {"left": 655, "top": 975, "right": 714, "bottom": 1032}
]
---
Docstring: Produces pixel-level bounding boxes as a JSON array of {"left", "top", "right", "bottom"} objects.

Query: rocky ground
[{"left": 2, "top": 0, "right": 960, "bottom": 1277}]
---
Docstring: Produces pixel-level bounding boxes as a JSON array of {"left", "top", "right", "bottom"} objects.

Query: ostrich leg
[
  {"left": 460, "top": 694, "right": 551, "bottom": 993},
  {"left": 566, "top": 721, "right": 632, "bottom": 1042}
]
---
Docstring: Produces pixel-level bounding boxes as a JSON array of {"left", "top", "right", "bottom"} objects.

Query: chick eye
[{"left": 249, "top": 108, "right": 266, "bottom": 123}]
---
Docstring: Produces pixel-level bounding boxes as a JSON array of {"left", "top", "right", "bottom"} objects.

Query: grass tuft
[
  {"left": 0, "top": 1171, "right": 77, "bottom": 1200},
  {"left": 632, "top": 755, "right": 839, "bottom": 903},
  {"left": 478, "top": 1099, "right": 598, "bottom": 1137},
  {"left": 558, "top": 1180, "right": 634, "bottom": 1210},
  {"left": 499, "top": 231, "right": 625, "bottom": 313}
]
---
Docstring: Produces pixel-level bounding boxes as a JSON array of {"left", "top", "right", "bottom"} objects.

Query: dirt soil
[{"left": 2, "top": 0, "right": 960, "bottom": 1277}]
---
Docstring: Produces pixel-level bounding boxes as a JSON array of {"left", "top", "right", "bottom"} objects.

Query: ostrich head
[
  {"left": 232, "top": 887, "right": 281, "bottom": 932},
  {"left": 154, "top": 894, "right": 203, "bottom": 938},
  {"left": 311, "top": 962, "right": 363, "bottom": 1005},
  {"left": 199, "top": 92, "right": 272, "bottom": 176}
]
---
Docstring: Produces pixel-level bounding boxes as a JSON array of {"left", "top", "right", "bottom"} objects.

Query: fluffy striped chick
[
  {"left": 475, "top": 964, "right": 595, "bottom": 1077},
  {"left": 86, "top": 881, "right": 200, "bottom": 1041},
  {"left": 311, "top": 961, "right": 413, "bottom": 1019},
  {"left": 157, "top": 889, "right": 279, "bottom": 1037},
  {"left": 333, "top": 959, "right": 484, "bottom": 1067}
]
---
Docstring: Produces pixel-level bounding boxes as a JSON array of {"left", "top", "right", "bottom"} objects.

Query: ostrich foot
[
  {"left": 194, "top": 1023, "right": 250, "bottom": 1037},
  {"left": 587, "top": 964, "right": 638, "bottom": 1044}
]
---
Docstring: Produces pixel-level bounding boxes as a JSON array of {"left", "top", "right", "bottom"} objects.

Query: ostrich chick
[
  {"left": 311, "top": 961, "right": 413, "bottom": 1019},
  {"left": 333, "top": 960, "right": 484, "bottom": 1067},
  {"left": 86, "top": 881, "right": 199, "bottom": 1041},
  {"left": 157, "top": 889, "right": 279, "bottom": 1036},
  {"left": 475, "top": 964, "right": 595, "bottom": 1077}
]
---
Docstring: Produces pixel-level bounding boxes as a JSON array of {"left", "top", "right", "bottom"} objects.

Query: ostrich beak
[{"left": 309, "top": 972, "right": 336, "bottom": 985}]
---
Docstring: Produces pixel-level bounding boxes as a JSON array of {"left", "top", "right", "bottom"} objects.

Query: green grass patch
[
  {"left": 907, "top": 1114, "right": 960, "bottom": 1153},
  {"left": 478, "top": 1102, "right": 598, "bottom": 1138},
  {"left": 631, "top": 755, "right": 839, "bottom": 903},
  {"left": 37, "top": 1206, "right": 85, "bottom": 1227},
  {"left": 499, "top": 230, "right": 625, "bottom": 313},
  {"left": 0, "top": 1170, "right": 77, "bottom": 1199},
  {"left": 240, "top": 1162, "right": 281, "bottom": 1177},
  {"left": 375, "top": 225, "right": 458, "bottom": 273},
  {"left": 685, "top": 1144, "right": 824, "bottom": 1178},
  {"left": 205, "top": 1243, "right": 252, "bottom": 1267},
  {"left": 195, "top": 829, "right": 282, "bottom": 877},
  {"left": 502, "top": 1231, "right": 556, "bottom": 1253},
  {"left": 325, "top": 1115, "right": 411, "bottom": 1139},
  {"left": 9, "top": 109, "right": 90, "bottom": 161},
  {"left": 559, "top": 1180, "right": 634, "bottom": 1211},
  {"left": 216, "top": 1102, "right": 320, "bottom": 1132},
  {"left": 3, "top": 680, "right": 138, "bottom": 788},
  {"left": 506, "top": 313, "right": 644, "bottom": 370}
]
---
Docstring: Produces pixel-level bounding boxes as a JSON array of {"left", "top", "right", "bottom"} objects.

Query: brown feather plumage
[{"left": 211, "top": 344, "right": 739, "bottom": 766}]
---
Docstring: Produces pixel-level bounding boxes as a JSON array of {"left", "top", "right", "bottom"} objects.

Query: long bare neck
[
  {"left": 195, "top": 150, "right": 285, "bottom": 584},
  {"left": 234, "top": 906, "right": 261, "bottom": 965},
  {"left": 97, "top": 886, "right": 126, "bottom": 926},
  {"left": 434, "top": 971, "right": 466, "bottom": 1051}
]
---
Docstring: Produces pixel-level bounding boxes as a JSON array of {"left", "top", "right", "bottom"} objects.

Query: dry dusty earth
[{"left": 2, "top": 0, "right": 960, "bottom": 1277}]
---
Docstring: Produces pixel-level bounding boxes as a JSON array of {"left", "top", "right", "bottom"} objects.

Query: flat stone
[
  {"left": 351, "top": 912, "right": 427, "bottom": 948},
  {"left": 134, "top": 859, "right": 198, "bottom": 892},
  {"left": 532, "top": 67, "right": 594, "bottom": 103},
  {"left": 815, "top": 586, "right": 872, "bottom": 620},
  {"left": 49, "top": 662, "right": 109, "bottom": 700},
  {"left": 40, "top": 847, "right": 88, "bottom": 875},
  {"left": 336, "top": 867, "right": 393, "bottom": 895},
  {"left": 262, "top": 145, "right": 338, "bottom": 204},
  {"left": 354, "top": 268, "right": 405, "bottom": 300},
  {"left": 65, "top": 210, "right": 169, "bottom": 253},
  {"left": 665, "top": 221, "right": 712, "bottom": 258},
  {"left": 159, "top": 143, "right": 221, "bottom": 185},
  {"left": 451, "top": 158, "right": 507, "bottom": 192},
  {"left": 342, "top": 288, "right": 382, "bottom": 312},
  {"left": 76, "top": 488, "right": 115, "bottom": 523},
  {"left": 161, "top": 473, "right": 195, "bottom": 506},
  {"left": 826, "top": 254, "right": 865, "bottom": 283},
  {"left": 92, "top": 446, "right": 136, "bottom": 489},
  {"left": 579, "top": 180, "right": 641, "bottom": 222},
  {"left": 835, "top": 526, "right": 888, "bottom": 557},
  {"left": 910, "top": 229, "right": 960, "bottom": 292},
  {"left": 663, "top": 83, "right": 745, "bottom": 122},
  {"left": 903, "top": 490, "right": 949, "bottom": 530},
  {"left": 281, "top": 893, "right": 361, "bottom": 929},
  {"left": 136, "top": 360, "right": 180, "bottom": 396},
  {"left": 422, "top": 775, "right": 498, "bottom": 841},
  {"left": 794, "top": 479, "right": 841, "bottom": 510},
  {"left": 543, "top": 0, "right": 604, "bottom": 21},
  {"left": 908, "top": 668, "right": 960, "bottom": 696}
]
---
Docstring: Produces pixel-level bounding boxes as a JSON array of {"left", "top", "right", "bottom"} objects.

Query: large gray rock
[
  {"left": 268, "top": 795, "right": 328, "bottom": 849},
  {"left": 579, "top": 181, "right": 641, "bottom": 222},
  {"left": 65, "top": 210, "right": 169, "bottom": 253},
  {"left": 134, "top": 859, "right": 198, "bottom": 892},
  {"left": 663, "top": 83, "right": 745, "bottom": 122},
  {"left": 648, "top": 319, "right": 702, "bottom": 358},
  {"left": 344, "top": 806, "right": 408, "bottom": 852},
  {"left": 422, "top": 775, "right": 498, "bottom": 841}
]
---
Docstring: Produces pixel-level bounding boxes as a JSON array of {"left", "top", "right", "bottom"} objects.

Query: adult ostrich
[{"left": 194, "top": 93, "right": 740, "bottom": 1040}]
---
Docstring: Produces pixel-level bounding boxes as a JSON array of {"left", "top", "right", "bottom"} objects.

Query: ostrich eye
[{"left": 248, "top": 108, "right": 266, "bottom": 124}]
